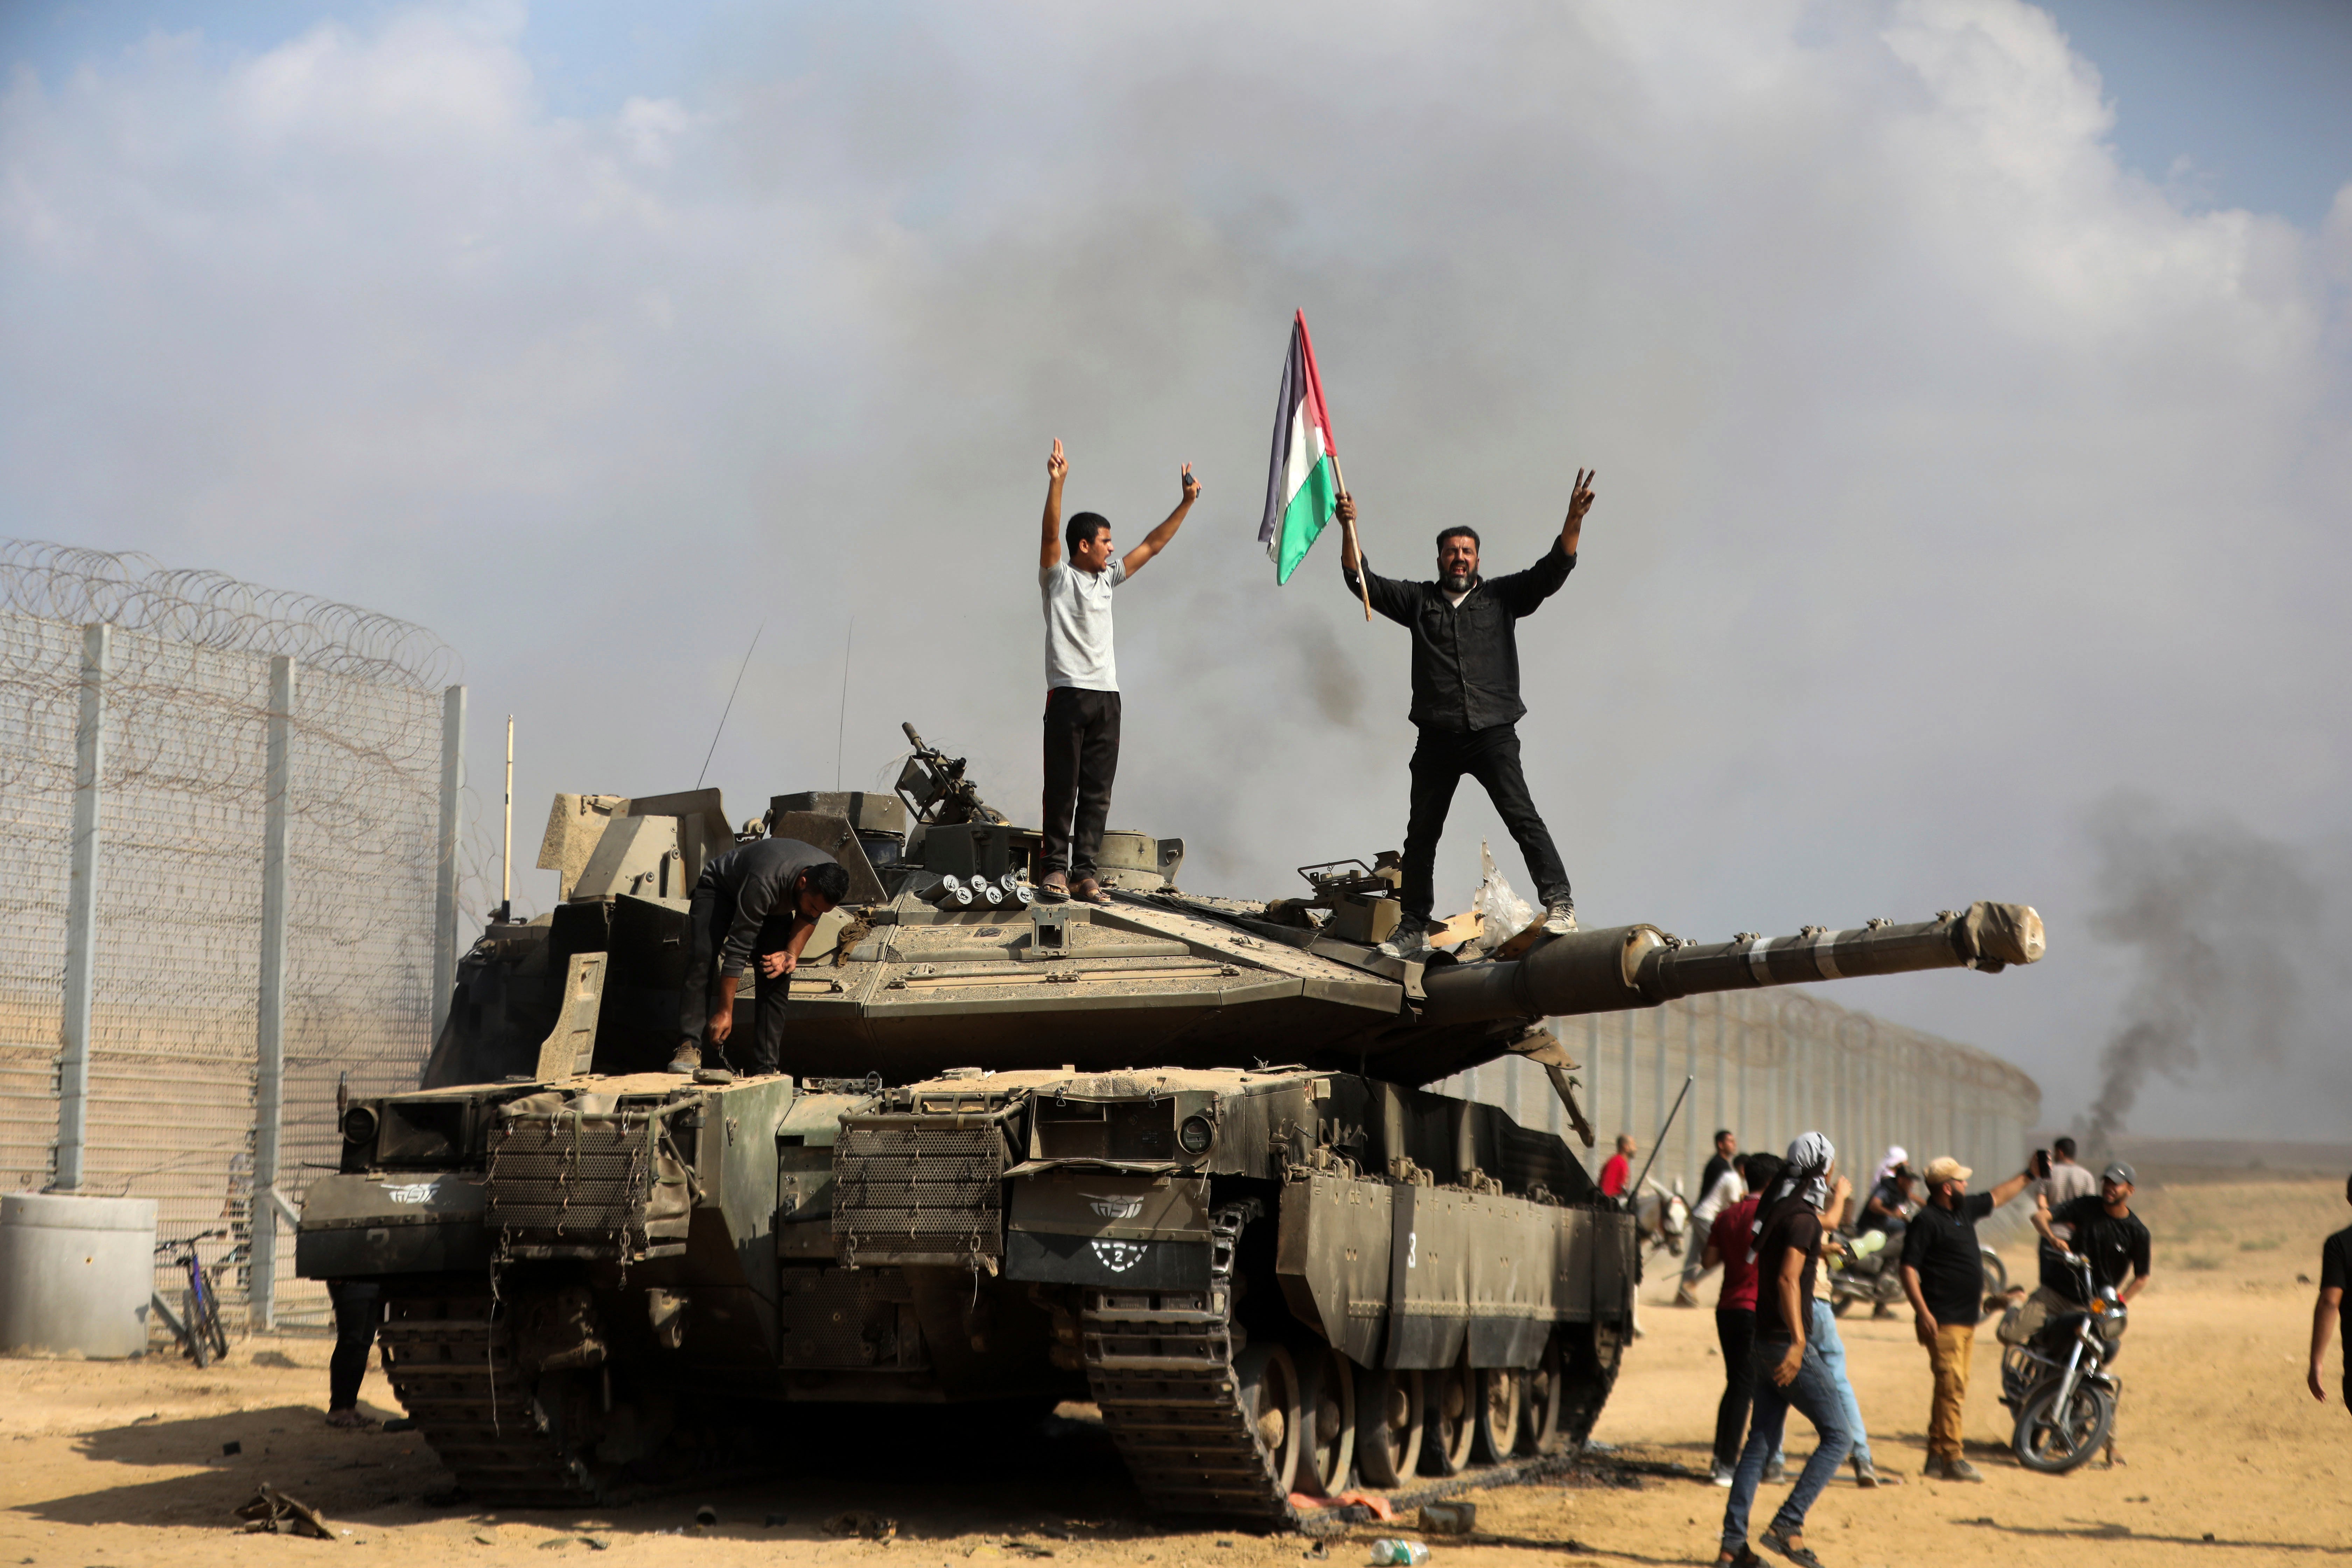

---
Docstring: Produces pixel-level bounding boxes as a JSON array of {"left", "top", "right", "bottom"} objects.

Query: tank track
[
  {"left": 1083, "top": 1199, "right": 1296, "bottom": 1523},
  {"left": 378, "top": 1294, "right": 604, "bottom": 1506}
]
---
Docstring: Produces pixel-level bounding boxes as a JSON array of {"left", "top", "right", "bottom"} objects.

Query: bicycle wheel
[
  {"left": 2013, "top": 1378, "right": 2114, "bottom": 1474},
  {"left": 182, "top": 1289, "right": 214, "bottom": 1368}
]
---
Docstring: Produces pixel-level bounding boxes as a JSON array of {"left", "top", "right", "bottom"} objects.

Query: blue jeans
[
  {"left": 1720, "top": 1336, "right": 1853, "bottom": 1552},
  {"left": 1808, "top": 1298, "right": 1872, "bottom": 1467}
]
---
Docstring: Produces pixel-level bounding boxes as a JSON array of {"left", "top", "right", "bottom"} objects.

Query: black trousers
[
  {"left": 1402, "top": 722, "right": 1570, "bottom": 918},
  {"left": 1040, "top": 686, "right": 1121, "bottom": 878},
  {"left": 328, "top": 1280, "right": 382, "bottom": 1412},
  {"left": 681, "top": 881, "right": 792, "bottom": 1075},
  {"left": 1714, "top": 1306, "right": 1756, "bottom": 1469}
]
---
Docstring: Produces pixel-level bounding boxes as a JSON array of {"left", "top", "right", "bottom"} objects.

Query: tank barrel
[{"left": 1416, "top": 901, "right": 2043, "bottom": 1027}]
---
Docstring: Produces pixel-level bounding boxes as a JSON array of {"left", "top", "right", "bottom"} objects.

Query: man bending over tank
[
  {"left": 1034, "top": 438, "right": 1199, "bottom": 905},
  {"left": 1336, "top": 470, "right": 1595, "bottom": 957},
  {"left": 674, "top": 838, "right": 848, "bottom": 1077}
]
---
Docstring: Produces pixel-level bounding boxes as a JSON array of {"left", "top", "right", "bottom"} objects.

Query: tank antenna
[
  {"left": 1628, "top": 1073, "right": 1695, "bottom": 1200},
  {"left": 694, "top": 623, "right": 764, "bottom": 791},
  {"left": 497, "top": 714, "right": 513, "bottom": 924},
  {"left": 835, "top": 616, "right": 854, "bottom": 791}
]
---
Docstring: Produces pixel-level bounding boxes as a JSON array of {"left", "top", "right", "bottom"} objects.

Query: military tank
[{"left": 301, "top": 723, "right": 2044, "bottom": 1521}]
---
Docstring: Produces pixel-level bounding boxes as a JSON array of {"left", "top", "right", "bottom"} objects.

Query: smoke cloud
[
  {"left": 2077, "top": 794, "right": 2338, "bottom": 1150},
  {"left": 3, "top": 3, "right": 2351, "bottom": 1134}
]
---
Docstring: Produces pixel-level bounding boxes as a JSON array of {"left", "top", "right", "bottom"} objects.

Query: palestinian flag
[{"left": 1259, "top": 310, "right": 1340, "bottom": 583}]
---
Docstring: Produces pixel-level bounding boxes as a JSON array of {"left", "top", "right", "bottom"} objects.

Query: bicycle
[{"left": 153, "top": 1229, "right": 234, "bottom": 1367}]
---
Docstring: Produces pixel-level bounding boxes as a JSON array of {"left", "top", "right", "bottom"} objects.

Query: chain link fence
[
  {"left": 1440, "top": 988, "right": 2041, "bottom": 1218},
  {"left": 0, "top": 540, "right": 460, "bottom": 1335}
]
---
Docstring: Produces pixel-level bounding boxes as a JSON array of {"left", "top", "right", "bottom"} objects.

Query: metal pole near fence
[
  {"left": 250, "top": 654, "right": 295, "bottom": 1329},
  {"left": 52, "top": 622, "right": 109, "bottom": 1193},
  {"left": 430, "top": 684, "right": 466, "bottom": 1044}
]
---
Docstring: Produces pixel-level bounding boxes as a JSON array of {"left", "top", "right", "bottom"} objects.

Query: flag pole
[{"left": 1331, "top": 454, "right": 1371, "bottom": 623}]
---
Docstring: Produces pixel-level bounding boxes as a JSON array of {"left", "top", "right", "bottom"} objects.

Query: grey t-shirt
[
  {"left": 2042, "top": 1161, "right": 2098, "bottom": 1236},
  {"left": 1041, "top": 559, "right": 1126, "bottom": 691}
]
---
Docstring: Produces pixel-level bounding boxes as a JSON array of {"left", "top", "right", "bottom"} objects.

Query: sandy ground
[{"left": 5, "top": 1170, "right": 2347, "bottom": 1568}]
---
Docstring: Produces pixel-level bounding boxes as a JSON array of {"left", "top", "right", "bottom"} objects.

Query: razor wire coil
[{"left": 1, "top": 539, "right": 462, "bottom": 1335}]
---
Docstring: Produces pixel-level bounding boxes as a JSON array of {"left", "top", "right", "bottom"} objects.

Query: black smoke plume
[{"left": 2076, "top": 793, "right": 2323, "bottom": 1153}]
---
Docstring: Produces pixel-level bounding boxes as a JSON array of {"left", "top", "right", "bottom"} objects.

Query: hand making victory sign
[{"left": 1561, "top": 467, "right": 1596, "bottom": 554}]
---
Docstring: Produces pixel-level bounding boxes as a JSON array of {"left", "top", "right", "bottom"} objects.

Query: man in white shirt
[
  {"left": 1677, "top": 1140, "right": 1747, "bottom": 1308},
  {"left": 1035, "top": 439, "right": 1199, "bottom": 904}
]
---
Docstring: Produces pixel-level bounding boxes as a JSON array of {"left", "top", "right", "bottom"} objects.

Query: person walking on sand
[
  {"left": 1034, "top": 439, "right": 1199, "bottom": 906},
  {"left": 1813, "top": 1169, "right": 1900, "bottom": 1489},
  {"left": 1716, "top": 1133, "right": 1849, "bottom": 1568},
  {"left": 1703, "top": 1152, "right": 1779, "bottom": 1487},
  {"left": 1679, "top": 1130, "right": 1745, "bottom": 1307},
  {"left": 2309, "top": 1172, "right": 2352, "bottom": 1411}
]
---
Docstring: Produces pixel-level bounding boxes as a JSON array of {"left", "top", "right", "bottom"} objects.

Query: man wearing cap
[
  {"left": 1899, "top": 1153, "right": 2035, "bottom": 1481},
  {"left": 2028, "top": 1161, "right": 2151, "bottom": 1465}
]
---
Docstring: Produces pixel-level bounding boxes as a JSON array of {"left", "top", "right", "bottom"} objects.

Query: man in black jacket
[
  {"left": 1338, "top": 469, "right": 1596, "bottom": 955},
  {"left": 674, "top": 837, "right": 850, "bottom": 1077}
]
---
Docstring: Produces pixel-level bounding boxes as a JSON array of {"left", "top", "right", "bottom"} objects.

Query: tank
[{"left": 301, "top": 721, "right": 2044, "bottom": 1521}]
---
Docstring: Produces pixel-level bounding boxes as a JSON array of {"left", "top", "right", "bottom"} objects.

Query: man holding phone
[{"left": 1901, "top": 1154, "right": 2036, "bottom": 1480}]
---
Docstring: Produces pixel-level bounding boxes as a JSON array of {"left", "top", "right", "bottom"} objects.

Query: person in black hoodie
[{"left": 1337, "top": 469, "right": 1596, "bottom": 955}]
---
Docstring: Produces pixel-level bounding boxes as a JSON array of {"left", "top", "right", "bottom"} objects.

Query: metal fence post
[
  {"left": 52, "top": 622, "right": 110, "bottom": 1192},
  {"left": 430, "top": 684, "right": 466, "bottom": 1043},
  {"left": 251, "top": 655, "right": 295, "bottom": 1329}
]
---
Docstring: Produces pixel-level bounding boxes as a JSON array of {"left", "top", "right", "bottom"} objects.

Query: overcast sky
[{"left": 5, "top": 0, "right": 2348, "bottom": 1139}]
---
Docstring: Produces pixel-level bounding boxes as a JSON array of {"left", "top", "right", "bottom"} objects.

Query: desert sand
[{"left": 5, "top": 1170, "right": 2347, "bottom": 1568}]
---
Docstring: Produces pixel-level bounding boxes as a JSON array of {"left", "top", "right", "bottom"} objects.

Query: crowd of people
[{"left": 1640, "top": 1129, "right": 2163, "bottom": 1568}]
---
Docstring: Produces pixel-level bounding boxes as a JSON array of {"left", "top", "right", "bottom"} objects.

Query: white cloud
[{"left": 2, "top": 0, "right": 2346, "bottom": 1133}]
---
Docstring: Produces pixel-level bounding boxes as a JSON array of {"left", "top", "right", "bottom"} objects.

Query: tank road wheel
[
  {"left": 1519, "top": 1332, "right": 1566, "bottom": 1456},
  {"left": 1421, "top": 1352, "right": 1476, "bottom": 1476},
  {"left": 1352, "top": 1365, "right": 1423, "bottom": 1488},
  {"left": 1554, "top": 1321, "right": 1628, "bottom": 1451},
  {"left": 1473, "top": 1367, "right": 1522, "bottom": 1463},
  {"left": 1295, "top": 1342, "right": 1357, "bottom": 1497},
  {"left": 1235, "top": 1343, "right": 1304, "bottom": 1498}
]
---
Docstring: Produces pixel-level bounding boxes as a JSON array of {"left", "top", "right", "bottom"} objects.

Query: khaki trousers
[{"left": 1926, "top": 1322, "right": 1975, "bottom": 1461}]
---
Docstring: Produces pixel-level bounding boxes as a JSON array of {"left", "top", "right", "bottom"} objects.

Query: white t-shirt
[
  {"left": 1693, "top": 1167, "right": 1745, "bottom": 1227},
  {"left": 1040, "top": 559, "right": 1126, "bottom": 691}
]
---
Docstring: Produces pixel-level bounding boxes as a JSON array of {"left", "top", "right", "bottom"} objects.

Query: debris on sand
[
  {"left": 235, "top": 1482, "right": 333, "bottom": 1539},
  {"left": 826, "top": 1511, "right": 901, "bottom": 1541}
]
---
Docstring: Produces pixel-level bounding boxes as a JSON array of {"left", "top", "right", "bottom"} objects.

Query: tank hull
[{"left": 303, "top": 1064, "right": 1635, "bottom": 1519}]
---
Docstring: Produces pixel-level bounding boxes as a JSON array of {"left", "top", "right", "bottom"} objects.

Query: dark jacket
[
  {"left": 696, "top": 836, "right": 838, "bottom": 978},
  {"left": 1343, "top": 542, "right": 1575, "bottom": 731}
]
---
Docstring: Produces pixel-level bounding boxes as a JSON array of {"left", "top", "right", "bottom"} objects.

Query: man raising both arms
[
  {"left": 1337, "top": 470, "right": 1595, "bottom": 957},
  {"left": 1035, "top": 439, "right": 1199, "bottom": 904}
]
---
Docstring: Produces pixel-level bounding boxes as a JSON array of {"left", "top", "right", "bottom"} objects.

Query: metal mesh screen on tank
[
  {"left": 1441, "top": 988, "right": 2040, "bottom": 1237},
  {"left": 0, "top": 539, "right": 459, "bottom": 1337}
]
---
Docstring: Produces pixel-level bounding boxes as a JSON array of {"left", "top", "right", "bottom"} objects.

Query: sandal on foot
[
  {"left": 1759, "top": 1528, "right": 1827, "bottom": 1568},
  {"left": 1714, "top": 1549, "right": 1763, "bottom": 1568}
]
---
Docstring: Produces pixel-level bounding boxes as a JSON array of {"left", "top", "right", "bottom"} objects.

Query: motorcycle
[
  {"left": 1826, "top": 1222, "right": 2009, "bottom": 1320},
  {"left": 1998, "top": 1252, "right": 2126, "bottom": 1474}
]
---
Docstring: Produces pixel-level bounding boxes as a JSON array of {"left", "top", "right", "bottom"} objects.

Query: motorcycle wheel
[
  {"left": 2013, "top": 1379, "right": 2115, "bottom": 1474},
  {"left": 1829, "top": 1296, "right": 1854, "bottom": 1319},
  {"left": 1977, "top": 1248, "right": 2011, "bottom": 1323}
]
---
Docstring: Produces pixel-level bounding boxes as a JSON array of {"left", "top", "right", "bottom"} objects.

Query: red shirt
[
  {"left": 1715, "top": 1195, "right": 1763, "bottom": 1311},
  {"left": 1599, "top": 1153, "right": 1631, "bottom": 1197}
]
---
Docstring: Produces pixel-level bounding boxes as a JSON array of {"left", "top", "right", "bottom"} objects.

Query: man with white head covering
[
  {"left": 1717, "top": 1133, "right": 1849, "bottom": 1568},
  {"left": 1899, "top": 1153, "right": 2036, "bottom": 1481}
]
